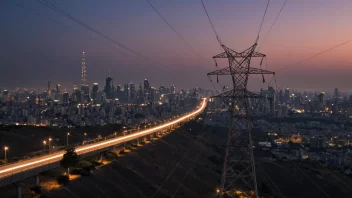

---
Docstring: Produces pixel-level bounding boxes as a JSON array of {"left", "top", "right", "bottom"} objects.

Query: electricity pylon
[{"left": 208, "top": 38, "right": 274, "bottom": 198}]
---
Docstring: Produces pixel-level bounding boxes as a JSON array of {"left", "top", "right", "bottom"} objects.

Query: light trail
[{"left": 0, "top": 98, "right": 207, "bottom": 177}]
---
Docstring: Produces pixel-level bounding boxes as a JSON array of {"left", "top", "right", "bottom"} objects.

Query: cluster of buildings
[
  {"left": 206, "top": 85, "right": 352, "bottom": 172},
  {"left": 263, "top": 87, "right": 352, "bottom": 120},
  {"left": 0, "top": 52, "right": 210, "bottom": 127},
  {"left": 256, "top": 119, "right": 352, "bottom": 171}
]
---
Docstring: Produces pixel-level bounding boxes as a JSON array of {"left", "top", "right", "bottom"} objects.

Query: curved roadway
[{"left": 0, "top": 98, "right": 207, "bottom": 180}]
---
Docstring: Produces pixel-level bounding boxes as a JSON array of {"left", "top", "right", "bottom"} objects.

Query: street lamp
[
  {"left": 84, "top": 133, "right": 87, "bottom": 145},
  {"left": 67, "top": 132, "right": 70, "bottom": 146},
  {"left": 43, "top": 140, "right": 47, "bottom": 153},
  {"left": 4, "top": 146, "right": 8, "bottom": 164},
  {"left": 48, "top": 138, "right": 52, "bottom": 153}
]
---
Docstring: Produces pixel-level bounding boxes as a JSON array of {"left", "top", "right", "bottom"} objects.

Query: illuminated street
[{"left": 0, "top": 98, "right": 207, "bottom": 181}]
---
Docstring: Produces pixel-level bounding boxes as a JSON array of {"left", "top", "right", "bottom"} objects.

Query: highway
[{"left": 0, "top": 98, "right": 207, "bottom": 183}]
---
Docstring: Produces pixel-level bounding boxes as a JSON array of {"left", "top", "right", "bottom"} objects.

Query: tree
[{"left": 60, "top": 148, "right": 79, "bottom": 177}]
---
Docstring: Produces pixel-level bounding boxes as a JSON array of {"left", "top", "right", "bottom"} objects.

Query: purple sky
[{"left": 1, "top": 0, "right": 352, "bottom": 92}]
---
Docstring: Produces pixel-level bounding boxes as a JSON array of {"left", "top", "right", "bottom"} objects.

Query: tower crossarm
[{"left": 207, "top": 67, "right": 275, "bottom": 76}]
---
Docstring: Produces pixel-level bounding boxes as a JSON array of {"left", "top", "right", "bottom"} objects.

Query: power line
[
  {"left": 150, "top": 125, "right": 210, "bottom": 198},
  {"left": 15, "top": 2, "right": 72, "bottom": 29},
  {"left": 257, "top": 0, "right": 271, "bottom": 39},
  {"left": 200, "top": 0, "right": 222, "bottom": 45},
  {"left": 258, "top": 0, "right": 288, "bottom": 51},
  {"left": 145, "top": 0, "right": 208, "bottom": 61},
  {"left": 171, "top": 125, "right": 213, "bottom": 198},
  {"left": 278, "top": 40, "right": 351, "bottom": 72},
  {"left": 35, "top": 0, "right": 164, "bottom": 68}
]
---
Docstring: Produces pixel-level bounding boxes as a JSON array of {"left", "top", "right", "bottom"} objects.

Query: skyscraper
[
  {"left": 318, "top": 92, "right": 325, "bottom": 105},
  {"left": 81, "top": 52, "right": 87, "bottom": 87},
  {"left": 170, "top": 85, "right": 175, "bottom": 94},
  {"left": 116, "top": 85, "right": 121, "bottom": 92},
  {"left": 47, "top": 80, "right": 51, "bottom": 97},
  {"left": 80, "top": 52, "right": 89, "bottom": 101},
  {"left": 144, "top": 79, "right": 150, "bottom": 94},
  {"left": 130, "top": 83, "right": 136, "bottom": 100},
  {"left": 137, "top": 82, "right": 144, "bottom": 104},
  {"left": 159, "top": 85, "right": 165, "bottom": 95},
  {"left": 124, "top": 84, "right": 130, "bottom": 102},
  {"left": 62, "top": 92, "right": 69, "bottom": 103},
  {"left": 2, "top": 90, "right": 9, "bottom": 102},
  {"left": 144, "top": 79, "right": 150, "bottom": 102},
  {"left": 104, "top": 76, "right": 114, "bottom": 99},
  {"left": 56, "top": 84, "right": 61, "bottom": 94},
  {"left": 92, "top": 83, "right": 99, "bottom": 102}
]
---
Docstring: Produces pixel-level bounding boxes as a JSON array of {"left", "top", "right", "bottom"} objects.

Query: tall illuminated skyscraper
[
  {"left": 144, "top": 79, "right": 150, "bottom": 101},
  {"left": 81, "top": 52, "right": 87, "bottom": 87},
  {"left": 47, "top": 80, "right": 51, "bottom": 96},
  {"left": 92, "top": 83, "right": 98, "bottom": 102},
  {"left": 144, "top": 79, "right": 150, "bottom": 94},
  {"left": 80, "top": 52, "right": 89, "bottom": 101}
]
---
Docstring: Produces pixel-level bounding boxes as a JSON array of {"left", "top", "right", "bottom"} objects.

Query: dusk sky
[{"left": 1, "top": 0, "right": 352, "bottom": 92}]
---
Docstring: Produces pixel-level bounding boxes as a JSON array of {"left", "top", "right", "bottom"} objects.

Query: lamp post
[
  {"left": 66, "top": 132, "right": 70, "bottom": 146},
  {"left": 43, "top": 140, "right": 47, "bottom": 153},
  {"left": 84, "top": 133, "right": 87, "bottom": 145},
  {"left": 4, "top": 146, "right": 8, "bottom": 164},
  {"left": 48, "top": 138, "right": 52, "bottom": 153}
]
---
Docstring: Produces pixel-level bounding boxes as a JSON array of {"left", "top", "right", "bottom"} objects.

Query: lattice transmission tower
[{"left": 208, "top": 38, "right": 274, "bottom": 198}]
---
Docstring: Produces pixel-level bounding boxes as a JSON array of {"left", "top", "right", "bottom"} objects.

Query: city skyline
[
  {"left": 1, "top": 0, "right": 352, "bottom": 90},
  {"left": 1, "top": 1, "right": 352, "bottom": 197}
]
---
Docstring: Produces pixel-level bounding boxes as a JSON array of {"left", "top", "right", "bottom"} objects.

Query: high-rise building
[
  {"left": 80, "top": 52, "right": 90, "bottom": 102},
  {"left": 333, "top": 88, "right": 339, "bottom": 114},
  {"left": 334, "top": 88, "right": 339, "bottom": 100},
  {"left": 318, "top": 92, "right": 325, "bottom": 105},
  {"left": 47, "top": 80, "right": 51, "bottom": 97},
  {"left": 124, "top": 84, "right": 130, "bottom": 102},
  {"left": 81, "top": 52, "right": 87, "bottom": 87},
  {"left": 92, "top": 83, "right": 99, "bottom": 102},
  {"left": 137, "top": 82, "right": 144, "bottom": 104},
  {"left": 116, "top": 85, "right": 121, "bottom": 92},
  {"left": 130, "top": 83, "right": 136, "bottom": 100},
  {"left": 144, "top": 79, "right": 150, "bottom": 94},
  {"left": 62, "top": 92, "right": 69, "bottom": 103},
  {"left": 159, "top": 85, "right": 165, "bottom": 95},
  {"left": 284, "top": 88, "right": 290, "bottom": 102},
  {"left": 2, "top": 90, "right": 9, "bottom": 102},
  {"left": 170, "top": 85, "right": 175, "bottom": 94},
  {"left": 104, "top": 76, "right": 114, "bottom": 99},
  {"left": 144, "top": 79, "right": 150, "bottom": 102},
  {"left": 56, "top": 84, "right": 61, "bottom": 94}
]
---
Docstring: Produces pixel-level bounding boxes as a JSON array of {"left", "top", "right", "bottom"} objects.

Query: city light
[
  {"left": 0, "top": 99, "right": 206, "bottom": 176},
  {"left": 4, "top": 146, "right": 8, "bottom": 164}
]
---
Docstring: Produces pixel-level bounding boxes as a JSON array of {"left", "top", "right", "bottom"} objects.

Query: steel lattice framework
[{"left": 208, "top": 39, "right": 274, "bottom": 198}]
